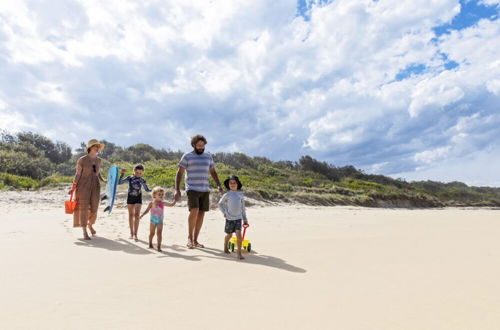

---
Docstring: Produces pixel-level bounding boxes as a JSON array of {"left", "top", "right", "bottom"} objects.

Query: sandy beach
[{"left": 1, "top": 188, "right": 500, "bottom": 330}]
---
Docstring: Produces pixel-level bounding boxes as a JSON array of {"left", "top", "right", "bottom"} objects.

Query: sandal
[
  {"left": 194, "top": 242, "right": 205, "bottom": 248},
  {"left": 186, "top": 241, "right": 194, "bottom": 249}
]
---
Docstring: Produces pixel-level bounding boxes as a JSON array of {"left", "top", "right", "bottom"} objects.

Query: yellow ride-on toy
[{"left": 228, "top": 223, "right": 251, "bottom": 252}]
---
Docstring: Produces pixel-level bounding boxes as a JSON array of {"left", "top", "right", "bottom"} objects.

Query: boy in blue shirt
[{"left": 218, "top": 175, "right": 249, "bottom": 260}]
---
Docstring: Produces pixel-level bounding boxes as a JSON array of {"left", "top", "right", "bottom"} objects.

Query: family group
[{"left": 69, "top": 135, "right": 250, "bottom": 260}]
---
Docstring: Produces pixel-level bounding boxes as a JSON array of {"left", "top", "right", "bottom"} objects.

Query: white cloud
[
  {"left": 414, "top": 146, "right": 451, "bottom": 164},
  {"left": 0, "top": 110, "right": 36, "bottom": 132},
  {"left": 408, "top": 73, "right": 465, "bottom": 117},
  {"left": 479, "top": 0, "right": 500, "bottom": 6}
]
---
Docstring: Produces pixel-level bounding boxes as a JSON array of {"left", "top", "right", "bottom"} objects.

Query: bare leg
[
  {"left": 127, "top": 204, "right": 134, "bottom": 238},
  {"left": 149, "top": 222, "right": 155, "bottom": 249},
  {"left": 193, "top": 210, "right": 205, "bottom": 247},
  {"left": 187, "top": 208, "right": 199, "bottom": 248},
  {"left": 76, "top": 203, "right": 90, "bottom": 239},
  {"left": 224, "top": 233, "right": 232, "bottom": 253},
  {"left": 82, "top": 227, "right": 91, "bottom": 240},
  {"left": 133, "top": 204, "right": 141, "bottom": 241},
  {"left": 88, "top": 183, "right": 99, "bottom": 236},
  {"left": 157, "top": 224, "right": 163, "bottom": 252},
  {"left": 235, "top": 230, "right": 244, "bottom": 260}
]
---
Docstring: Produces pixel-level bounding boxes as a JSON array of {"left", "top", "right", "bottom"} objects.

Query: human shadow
[
  {"left": 156, "top": 247, "right": 202, "bottom": 261},
  {"left": 74, "top": 237, "right": 153, "bottom": 255},
  {"left": 195, "top": 247, "right": 307, "bottom": 273},
  {"left": 133, "top": 240, "right": 201, "bottom": 261}
]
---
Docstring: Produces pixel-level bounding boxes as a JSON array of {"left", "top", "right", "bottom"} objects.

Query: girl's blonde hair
[{"left": 151, "top": 186, "right": 165, "bottom": 198}]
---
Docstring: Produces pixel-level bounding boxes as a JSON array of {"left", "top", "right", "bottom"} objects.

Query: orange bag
[{"left": 65, "top": 185, "right": 77, "bottom": 214}]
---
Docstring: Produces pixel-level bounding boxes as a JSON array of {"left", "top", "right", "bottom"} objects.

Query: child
[
  {"left": 119, "top": 164, "right": 152, "bottom": 241},
  {"left": 218, "top": 175, "right": 249, "bottom": 260},
  {"left": 140, "top": 186, "right": 176, "bottom": 252}
]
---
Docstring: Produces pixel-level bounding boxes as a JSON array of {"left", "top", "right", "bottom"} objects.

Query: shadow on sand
[
  {"left": 75, "top": 238, "right": 201, "bottom": 261},
  {"left": 193, "top": 247, "right": 307, "bottom": 273},
  {"left": 75, "top": 238, "right": 306, "bottom": 272},
  {"left": 75, "top": 237, "right": 153, "bottom": 255},
  {"left": 141, "top": 241, "right": 201, "bottom": 261}
]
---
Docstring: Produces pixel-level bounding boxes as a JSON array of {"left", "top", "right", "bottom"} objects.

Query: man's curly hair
[{"left": 191, "top": 134, "right": 207, "bottom": 147}]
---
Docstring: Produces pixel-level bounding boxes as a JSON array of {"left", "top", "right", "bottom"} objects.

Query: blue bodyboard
[{"left": 103, "top": 165, "right": 119, "bottom": 214}]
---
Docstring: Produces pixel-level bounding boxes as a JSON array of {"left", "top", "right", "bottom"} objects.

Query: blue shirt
[
  {"left": 118, "top": 175, "right": 151, "bottom": 196},
  {"left": 218, "top": 191, "right": 247, "bottom": 221},
  {"left": 178, "top": 151, "right": 215, "bottom": 192}
]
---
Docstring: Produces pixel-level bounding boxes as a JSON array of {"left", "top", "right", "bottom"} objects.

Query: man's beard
[{"left": 194, "top": 148, "right": 204, "bottom": 155}]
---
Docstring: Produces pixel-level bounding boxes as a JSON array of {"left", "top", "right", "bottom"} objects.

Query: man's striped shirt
[{"left": 178, "top": 151, "right": 215, "bottom": 192}]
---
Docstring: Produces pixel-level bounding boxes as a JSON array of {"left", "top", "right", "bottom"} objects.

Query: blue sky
[{"left": 0, "top": 0, "right": 499, "bottom": 186}]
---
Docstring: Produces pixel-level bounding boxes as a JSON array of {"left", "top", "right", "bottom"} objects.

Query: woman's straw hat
[{"left": 86, "top": 139, "right": 105, "bottom": 153}]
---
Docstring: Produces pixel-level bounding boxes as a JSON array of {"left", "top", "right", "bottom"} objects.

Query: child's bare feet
[
  {"left": 129, "top": 234, "right": 134, "bottom": 239},
  {"left": 157, "top": 247, "right": 162, "bottom": 252},
  {"left": 134, "top": 236, "right": 138, "bottom": 242},
  {"left": 237, "top": 254, "right": 245, "bottom": 260},
  {"left": 148, "top": 244, "right": 154, "bottom": 249},
  {"left": 88, "top": 226, "right": 96, "bottom": 236}
]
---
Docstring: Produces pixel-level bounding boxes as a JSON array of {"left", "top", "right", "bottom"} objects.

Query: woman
[{"left": 70, "top": 139, "right": 106, "bottom": 240}]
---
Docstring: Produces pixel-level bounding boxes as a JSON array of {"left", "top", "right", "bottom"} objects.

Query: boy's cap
[{"left": 224, "top": 175, "right": 242, "bottom": 190}]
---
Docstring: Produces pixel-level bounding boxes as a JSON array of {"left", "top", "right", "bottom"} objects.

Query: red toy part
[{"left": 242, "top": 223, "right": 249, "bottom": 240}]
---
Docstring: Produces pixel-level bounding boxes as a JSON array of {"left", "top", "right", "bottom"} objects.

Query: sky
[{"left": 0, "top": 0, "right": 499, "bottom": 186}]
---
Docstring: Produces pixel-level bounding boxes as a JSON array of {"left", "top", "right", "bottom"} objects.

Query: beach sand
[{"left": 1, "top": 189, "right": 499, "bottom": 330}]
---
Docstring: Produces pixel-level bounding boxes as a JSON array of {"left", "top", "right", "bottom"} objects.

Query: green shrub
[{"left": 0, "top": 173, "right": 39, "bottom": 190}]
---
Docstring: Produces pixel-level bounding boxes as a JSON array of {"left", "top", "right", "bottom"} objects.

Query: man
[{"left": 175, "top": 134, "right": 224, "bottom": 248}]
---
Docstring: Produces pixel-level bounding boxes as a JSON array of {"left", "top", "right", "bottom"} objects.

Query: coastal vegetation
[{"left": 1, "top": 131, "right": 499, "bottom": 207}]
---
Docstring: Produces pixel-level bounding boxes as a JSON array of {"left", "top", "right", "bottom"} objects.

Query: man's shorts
[
  {"left": 127, "top": 193, "right": 142, "bottom": 205},
  {"left": 225, "top": 219, "right": 242, "bottom": 234},
  {"left": 187, "top": 190, "right": 210, "bottom": 211}
]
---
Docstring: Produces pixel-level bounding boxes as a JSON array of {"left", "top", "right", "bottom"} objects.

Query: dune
[{"left": 1, "top": 189, "right": 499, "bottom": 330}]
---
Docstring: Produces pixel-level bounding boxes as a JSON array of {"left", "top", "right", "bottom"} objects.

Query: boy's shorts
[
  {"left": 127, "top": 193, "right": 142, "bottom": 205},
  {"left": 187, "top": 190, "right": 210, "bottom": 211},
  {"left": 225, "top": 219, "right": 242, "bottom": 234}
]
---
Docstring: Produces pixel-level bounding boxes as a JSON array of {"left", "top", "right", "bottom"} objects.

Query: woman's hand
[{"left": 68, "top": 183, "right": 77, "bottom": 195}]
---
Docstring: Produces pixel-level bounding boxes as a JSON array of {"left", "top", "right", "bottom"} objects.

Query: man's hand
[{"left": 174, "top": 190, "right": 181, "bottom": 202}]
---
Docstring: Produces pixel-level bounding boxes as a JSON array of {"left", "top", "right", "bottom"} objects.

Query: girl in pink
[{"left": 140, "top": 187, "right": 176, "bottom": 252}]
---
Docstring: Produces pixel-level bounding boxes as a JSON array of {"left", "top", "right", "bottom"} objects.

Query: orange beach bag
[{"left": 65, "top": 186, "right": 77, "bottom": 214}]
